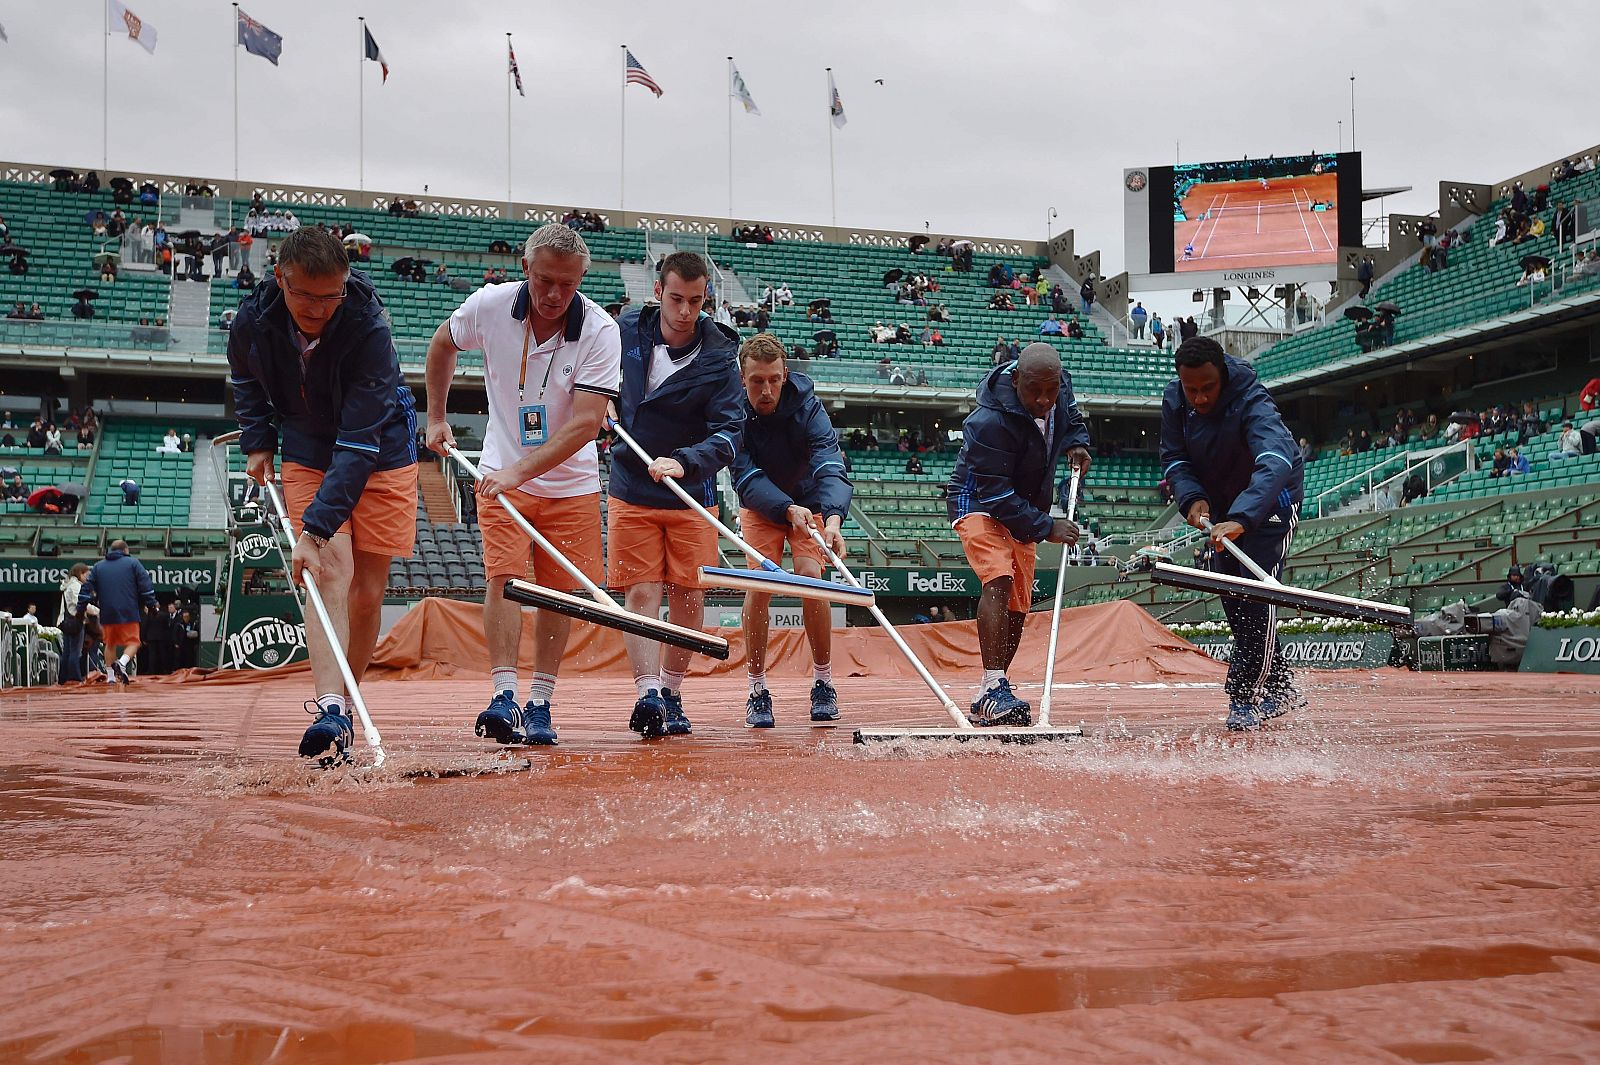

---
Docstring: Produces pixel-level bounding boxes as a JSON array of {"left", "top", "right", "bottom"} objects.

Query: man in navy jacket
[
  {"left": 1160, "top": 337, "right": 1304, "bottom": 730},
  {"left": 947, "top": 344, "right": 1090, "bottom": 726},
  {"left": 729, "top": 334, "right": 851, "bottom": 728},
  {"left": 79, "top": 539, "right": 157, "bottom": 683},
  {"left": 228, "top": 227, "right": 419, "bottom": 765},
  {"left": 610, "top": 252, "right": 744, "bottom": 739}
]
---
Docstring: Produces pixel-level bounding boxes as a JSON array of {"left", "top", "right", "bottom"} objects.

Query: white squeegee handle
[
  {"left": 804, "top": 524, "right": 972, "bottom": 730},
  {"left": 447, "top": 446, "right": 623, "bottom": 609},
  {"left": 1038, "top": 466, "right": 1081, "bottom": 728},
  {"left": 1200, "top": 517, "right": 1281, "bottom": 586},
  {"left": 606, "top": 416, "right": 783, "bottom": 573}
]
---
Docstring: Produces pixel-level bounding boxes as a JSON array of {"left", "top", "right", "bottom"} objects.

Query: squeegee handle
[
  {"left": 263, "top": 479, "right": 386, "bottom": 766},
  {"left": 1201, "top": 517, "right": 1281, "bottom": 586},
  {"left": 1040, "top": 466, "right": 1082, "bottom": 728},
  {"left": 447, "top": 446, "right": 620, "bottom": 609},
  {"left": 804, "top": 525, "right": 970, "bottom": 730},
  {"left": 606, "top": 417, "right": 777, "bottom": 569}
]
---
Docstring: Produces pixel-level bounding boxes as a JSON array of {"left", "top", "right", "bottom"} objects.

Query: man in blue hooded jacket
[
  {"left": 729, "top": 333, "right": 851, "bottom": 728},
  {"left": 610, "top": 252, "right": 745, "bottom": 739},
  {"left": 79, "top": 539, "right": 157, "bottom": 683},
  {"left": 227, "top": 227, "right": 419, "bottom": 764},
  {"left": 947, "top": 343, "right": 1091, "bottom": 726},
  {"left": 1160, "top": 337, "right": 1304, "bottom": 730}
]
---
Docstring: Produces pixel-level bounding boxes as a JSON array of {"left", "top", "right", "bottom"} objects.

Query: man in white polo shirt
[{"left": 424, "top": 223, "right": 620, "bottom": 746}]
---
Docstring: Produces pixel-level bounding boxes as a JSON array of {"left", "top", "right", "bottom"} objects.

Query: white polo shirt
[{"left": 448, "top": 284, "right": 621, "bottom": 498}]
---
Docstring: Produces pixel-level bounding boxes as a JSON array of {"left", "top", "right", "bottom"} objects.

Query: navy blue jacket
[
  {"left": 79, "top": 548, "right": 157, "bottom": 626},
  {"left": 1159, "top": 355, "right": 1303, "bottom": 534},
  {"left": 947, "top": 362, "right": 1091, "bottom": 544},
  {"left": 611, "top": 307, "right": 744, "bottom": 509},
  {"left": 731, "top": 371, "right": 852, "bottom": 525},
  {"left": 227, "top": 270, "right": 417, "bottom": 541}
]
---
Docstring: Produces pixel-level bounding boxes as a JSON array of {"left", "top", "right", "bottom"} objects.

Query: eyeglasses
[{"left": 280, "top": 279, "right": 347, "bottom": 306}]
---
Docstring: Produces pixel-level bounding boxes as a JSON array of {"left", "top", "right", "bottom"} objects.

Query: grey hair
[{"left": 523, "top": 223, "right": 591, "bottom": 268}]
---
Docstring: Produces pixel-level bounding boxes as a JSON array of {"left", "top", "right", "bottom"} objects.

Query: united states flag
[{"left": 624, "top": 49, "right": 662, "bottom": 97}]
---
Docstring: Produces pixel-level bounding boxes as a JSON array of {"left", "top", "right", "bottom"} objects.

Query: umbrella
[
  {"left": 909, "top": 235, "right": 930, "bottom": 250},
  {"left": 391, "top": 257, "right": 418, "bottom": 274},
  {"left": 109, "top": 177, "right": 134, "bottom": 192},
  {"left": 175, "top": 230, "right": 202, "bottom": 241},
  {"left": 1448, "top": 411, "right": 1480, "bottom": 425},
  {"left": 1520, "top": 254, "right": 1551, "bottom": 271},
  {"left": 48, "top": 168, "right": 76, "bottom": 180},
  {"left": 342, "top": 232, "right": 372, "bottom": 246},
  {"left": 0, "top": 244, "right": 27, "bottom": 258},
  {"left": 807, "top": 298, "right": 831, "bottom": 312},
  {"left": 1374, "top": 300, "right": 1402, "bottom": 315},
  {"left": 950, "top": 239, "right": 974, "bottom": 251},
  {"left": 488, "top": 240, "right": 514, "bottom": 253},
  {"left": 71, "top": 289, "right": 99, "bottom": 301},
  {"left": 93, "top": 251, "right": 121, "bottom": 267},
  {"left": 26, "top": 486, "right": 63, "bottom": 508},
  {"left": 57, "top": 482, "right": 88, "bottom": 498},
  {"left": 813, "top": 329, "right": 837, "bottom": 343},
  {"left": 881, "top": 268, "right": 904, "bottom": 285},
  {"left": 1343, "top": 305, "right": 1374, "bottom": 321}
]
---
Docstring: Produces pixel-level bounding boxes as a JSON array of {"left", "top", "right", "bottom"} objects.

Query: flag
[
  {"left": 508, "top": 39, "right": 524, "bottom": 97},
  {"left": 730, "top": 61, "right": 760, "bottom": 116},
  {"left": 106, "top": 0, "right": 157, "bottom": 54},
  {"left": 0, "top": 21, "right": 9, "bottom": 43},
  {"left": 237, "top": 8, "right": 282, "bottom": 66},
  {"left": 828, "top": 71, "right": 847, "bottom": 129},
  {"left": 363, "top": 25, "right": 388, "bottom": 82},
  {"left": 625, "top": 49, "right": 662, "bottom": 97}
]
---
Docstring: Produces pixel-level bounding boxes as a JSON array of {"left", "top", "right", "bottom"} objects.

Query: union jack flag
[
  {"left": 508, "top": 39, "right": 524, "bottom": 97},
  {"left": 624, "top": 49, "right": 662, "bottom": 97}
]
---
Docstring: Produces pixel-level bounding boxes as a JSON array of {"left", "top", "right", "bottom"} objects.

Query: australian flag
[{"left": 237, "top": 8, "right": 282, "bottom": 66}]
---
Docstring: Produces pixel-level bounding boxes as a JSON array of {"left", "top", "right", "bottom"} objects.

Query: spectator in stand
[
  {"left": 1531, "top": 184, "right": 1550, "bottom": 213},
  {"left": 235, "top": 262, "right": 257, "bottom": 290},
  {"left": 1488, "top": 447, "right": 1511, "bottom": 477},
  {"left": 1510, "top": 181, "right": 1529, "bottom": 216},
  {"left": 1575, "top": 251, "right": 1600, "bottom": 277},
  {"left": 1150, "top": 313, "right": 1166, "bottom": 349},
  {"left": 1418, "top": 413, "right": 1440, "bottom": 441},
  {"left": 1007, "top": 339, "right": 1022, "bottom": 361},
  {"left": 1049, "top": 285, "right": 1070, "bottom": 317},
  {"left": 1357, "top": 255, "right": 1375, "bottom": 298},
  {"left": 1079, "top": 276, "right": 1095, "bottom": 315},
  {"left": 918, "top": 324, "right": 932, "bottom": 345},
  {"left": 0, "top": 213, "right": 8, "bottom": 240},
  {"left": 1298, "top": 436, "right": 1314, "bottom": 461},
  {"left": 775, "top": 283, "right": 793, "bottom": 306},
  {"left": 107, "top": 210, "right": 127, "bottom": 238},
  {"left": 120, "top": 478, "right": 141, "bottom": 505},
  {"left": 2, "top": 472, "right": 25, "bottom": 501},
  {"left": 1038, "top": 315, "right": 1062, "bottom": 336},
  {"left": 1489, "top": 211, "right": 1510, "bottom": 247},
  {"left": 905, "top": 454, "right": 925, "bottom": 475},
  {"left": 158, "top": 428, "right": 182, "bottom": 454},
  {"left": 927, "top": 303, "right": 949, "bottom": 323},
  {"left": 1179, "top": 315, "right": 1199, "bottom": 341},
  {"left": 1129, "top": 301, "right": 1148, "bottom": 339},
  {"left": 43, "top": 424, "right": 63, "bottom": 455},
  {"left": 77, "top": 422, "right": 95, "bottom": 449},
  {"left": 210, "top": 233, "right": 229, "bottom": 277},
  {"left": 1516, "top": 402, "right": 1545, "bottom": 444},
  {"left": 1550, "top": 421, "right": 1583, "bottom": 461},
  {"left": 71, "top": 294, "right": 95, "bottom": 320},
  {"left": 1065, "top": 316, "right": 1084, "bottom": 340},
  {"left": 1355, "top": 429, "right": 1373, "bottom": 453},
  {"left": 988, "top": 291, "right": 1015, "bottom": 311},
  {"left": 26, "top": 420, "right": 45, "bottom": 449},
  {"left": 992, "top": 336, "right": 1009, "bottom": 364},
  {"left": 1580, "top": 376, "right": 1600, "bottom": 412},
  {"left": 6, "top": 302, "right": 24, "bottom": 319},
  {"left": 1507, "top": 447, "right": 1530, "bottom": 475},
  {"left": 894, "top": 323, "right": 913, "bottom": 345},
  {"left": 929, "top": 327, "right": 944, "bottom": 347},
  {"left": 754, "top": 305, "right": 771, "bottom": 332}
]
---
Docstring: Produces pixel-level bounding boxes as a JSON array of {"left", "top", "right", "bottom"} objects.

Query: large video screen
[{"left": 1123, "top": 152, "right": 1362, "bottom": 292}]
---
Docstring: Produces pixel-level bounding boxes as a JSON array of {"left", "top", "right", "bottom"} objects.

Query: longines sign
[{"left": 1521, "top": 627, "right": 1600, "bottom": 675}]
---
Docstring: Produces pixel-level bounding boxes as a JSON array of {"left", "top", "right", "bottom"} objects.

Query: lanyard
[{"left": 517, "top": 312, "right": 562, "bottom": 404}]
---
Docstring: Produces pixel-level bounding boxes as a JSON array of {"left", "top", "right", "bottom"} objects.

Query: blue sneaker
[
  {"left": 745, "top": 689, "right": 775, "bottom": 728},
  {"left": 521, "top": 700, "right": 558, "bottom": 746},
  {"left": 475, "top": 690, "right": 524, "bottom": 745},
  {"left": 300, "top": 700, "right": 353, "bottom": 766},
  {"left": 969, "top": 679, "right": 1031, "bottom": 727},
  {"left": 1257, "top": 696, "right": 1290, "bottom": 722},
  {"left": 629, "top": 689, "right": 667, "bottom": 739},
  {"left": 809, "top": 680, "right": 841, "bottom": 722},
  {"left": 662, "top": 690, "right": 692, "bottom": 735},
  {"left": 1225, "top": 699, "right": 1263, "bottom": 732}
]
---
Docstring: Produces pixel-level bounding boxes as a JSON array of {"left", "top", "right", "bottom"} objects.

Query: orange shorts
[
  {"left": 738, "top": 507, "right": 824, "bottom": 572},
  {"left": 955, "top": 513, "right": 1037, "bottom": 613},
  {"left": 101, "top": 622, "right": 141, "bottom": 648},
  {"left": 282, "top": 461, "right": 418, "bottom": 558},
  {"left": 606, "top": 495, "right": 719, "bottom": 588},
  {"left": 480, "top": 490, "right": 602, "bottom": 588}
]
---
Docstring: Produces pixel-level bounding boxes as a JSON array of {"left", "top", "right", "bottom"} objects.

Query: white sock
[
  {"left": 813, "top": 661, "right": 833, "bottom": 684},
  {"left": 317, "top": 693, "right": 346, "bottom": 714},
  {"left": 528, "top": 671, "right": 556, "bottom": 707},
  {"left": 635, "top": 674, "right": 661, "bottom": 700},
  {"left": 748, "top": 672, "right": 766, "bottom": 695},
  {"left": 982, "top": 669, "right": 1006, "bottom": 692},
  {"left": 491, "top": 667, "right": 518, "bottom": 698},
  {"left": 117, "top": 653, "right": 131, "bottom": 667},
  {"left": 660, "top": 667, "right": 686, "bottom": 694}
]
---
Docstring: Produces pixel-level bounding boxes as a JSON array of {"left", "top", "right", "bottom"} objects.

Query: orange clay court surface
[
  {"left": 1175, "top": 173, "right": 1341, "bottom": 273},
  {"left": 3, "top": 601, "right": 1600, "bottom": 1064}
]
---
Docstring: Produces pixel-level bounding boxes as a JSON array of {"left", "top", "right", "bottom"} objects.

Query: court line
[
  {"left": 1308, "top": 195, "right": 1334, "bottom": 252},
  {"left": 1293, "top": 188, "right": 1317, "bottom": 251},
  {"left": 1182, "top": 193, "right": 1219, "bottom": 261},
  {"left": 1200, "top": 194, "right": 1228, "bottom": 259}
]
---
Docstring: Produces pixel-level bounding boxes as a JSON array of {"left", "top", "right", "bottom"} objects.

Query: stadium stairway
[
  {"left": 417, "top": 459, "right": 455, "bottom": 524},
  {"left": 167, "top": 275, "right": 211, "bottom": 351}
]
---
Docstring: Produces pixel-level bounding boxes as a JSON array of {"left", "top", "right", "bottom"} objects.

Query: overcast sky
[{"left": 2, "top": 0, "right": 1592, "bottom": 301}]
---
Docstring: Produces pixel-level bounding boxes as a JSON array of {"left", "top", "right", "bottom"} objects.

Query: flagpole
[
  {"left": 619, "top": 44, "right": 627, "bottom": 218},
  {"left": 102, "top": 7, "right": 109, "bottom": 171},
  {"left": 232, "top": 4, "right": 240, "bottom": 183},
  {"left": 726, "top": 57, "right": 734, "bottom": 224},
  {"left": 358, "top": 17, "right": 366, "bottom": 194},
  {"left": 826, "top": 68, "right": 837, "bottom": 229},
  {"left": 506, "top": 33, "right": 513, "bottom": 219}
]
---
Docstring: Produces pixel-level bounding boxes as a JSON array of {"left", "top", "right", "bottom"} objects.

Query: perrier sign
[{"left": 218, "top": 522, "right": 308, "bottom": 671}]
